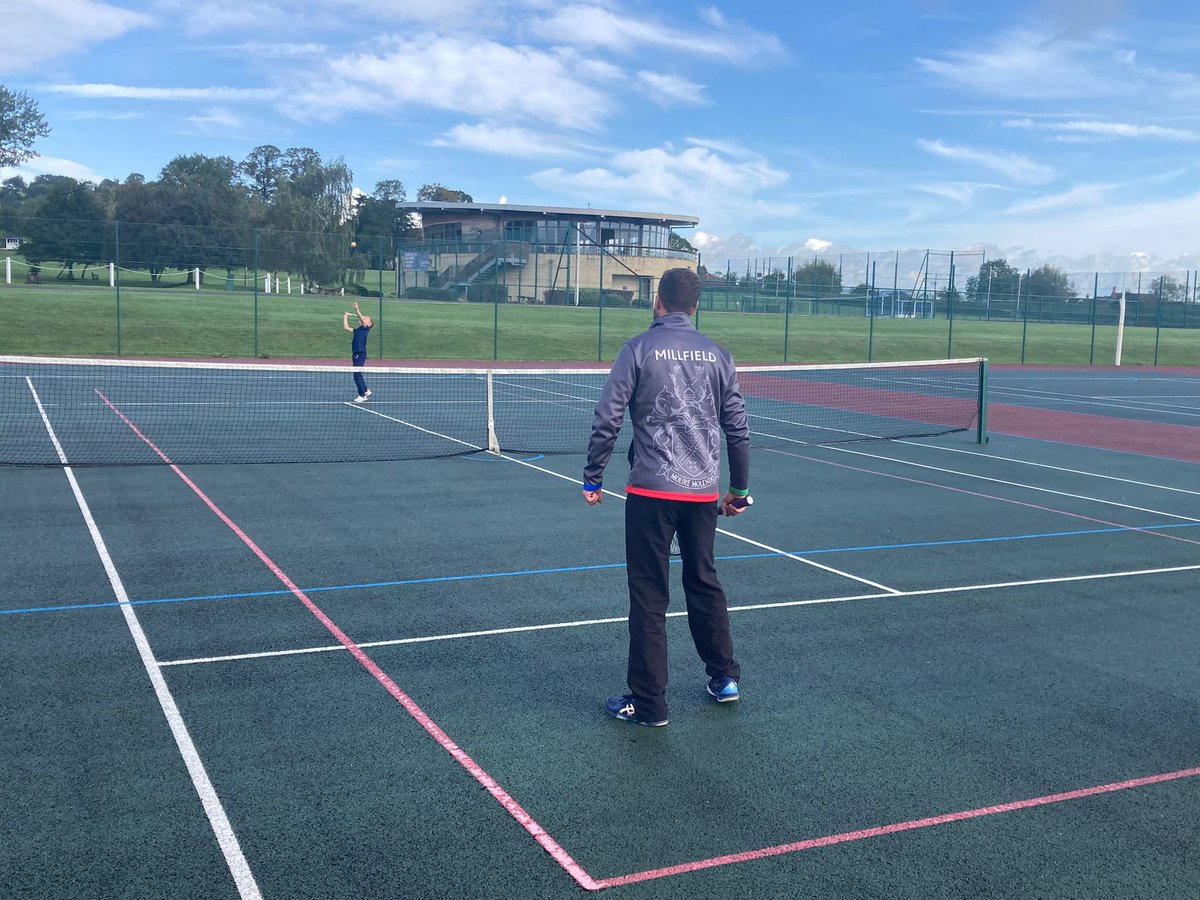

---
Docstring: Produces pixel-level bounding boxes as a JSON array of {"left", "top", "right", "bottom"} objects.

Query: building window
[
  {"left": 425, "top": 223, "right": 462, "bottom": 242},
  {"left": 503, "top": 220, "right": 536, "bottom": 242}
]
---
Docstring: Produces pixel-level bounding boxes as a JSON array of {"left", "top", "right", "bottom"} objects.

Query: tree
[
  {"left": 417, "top": 183, "right": 473, "bottom": 202},
  {"left": 372, "top": 179, "right": 407, "bottom": 203},
  {"left": 668, "top": 231, "right": 695, "bottom": 253},
  {"left": 238, "top": 145, "right": 284, "bottom": 203},
  {"left": 0, "top": 175, "right": 28, "bottom": 229},
  {"left": 793, "top": 259, "right": 840, "bottom": 296},
  {"left": 22, "top": 177, "right": 109, "bottom": 279},
  {"left": 156, "top": 154, "right": 250, "bottom": 280},
  {"left": 0, "top": 86, "right": 50, "bottom": 168},
  {"left": 1024, "top": 263, "right": 1074, "bottom": 300},
  {"left": 1157, "top": 274, "right": 1187, "bottom": 302},
  {"left": 966, "top": 258, "right": 1021, "bottom": 304},
  {"left": 263, "top": 148, "right": 355, "bottom": 286},
  {"left": 353, "top": 180, "right": 416, "bottom": 267}
]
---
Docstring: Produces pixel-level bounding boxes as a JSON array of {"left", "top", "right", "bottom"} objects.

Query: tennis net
[{"left": 1, "top": 355, "right": 987, "bottom": 467}]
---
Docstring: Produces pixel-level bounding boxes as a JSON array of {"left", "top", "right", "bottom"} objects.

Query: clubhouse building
[{"left": 395, "top": 202, "right": 698, "bottom": 305}]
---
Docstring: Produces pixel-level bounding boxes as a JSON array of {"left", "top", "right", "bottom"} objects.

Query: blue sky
[{"left": 4, "top": 0, "right": 1200, "bottom": 270}]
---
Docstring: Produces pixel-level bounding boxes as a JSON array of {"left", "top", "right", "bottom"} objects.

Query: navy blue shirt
[{"left": 351, "top": 324, "right": 371, "bottom": 355}]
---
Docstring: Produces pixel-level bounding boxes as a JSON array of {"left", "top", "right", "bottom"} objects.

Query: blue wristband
[{"left": 583, "top": 481, "right": 603, "bottom": 492}]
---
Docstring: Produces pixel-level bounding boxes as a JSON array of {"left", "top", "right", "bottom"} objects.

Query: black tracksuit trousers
[{"left": 624, "top": 492, "right": 740, "bottom": 722}]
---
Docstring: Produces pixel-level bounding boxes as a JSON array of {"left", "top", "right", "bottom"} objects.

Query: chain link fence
[{"left": 1, "top": 218, "right": 1197, "bottom": 365}]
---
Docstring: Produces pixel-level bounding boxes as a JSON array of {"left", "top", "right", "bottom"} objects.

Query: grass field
[{"left": 2, "top": 282, "right": 1197, "bottom": 366}]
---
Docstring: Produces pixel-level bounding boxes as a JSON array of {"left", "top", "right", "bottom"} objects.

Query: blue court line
[{"left": 5, "top": 520, "right": 1199, "bottom": 618}]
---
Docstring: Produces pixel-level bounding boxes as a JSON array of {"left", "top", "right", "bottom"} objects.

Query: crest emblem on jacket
[{"left": 647, "top": 364, "right": 719, "bottom": 488}]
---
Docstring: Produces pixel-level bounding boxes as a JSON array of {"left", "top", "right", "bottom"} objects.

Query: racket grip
[{"left": 718, "top": 495, "right": 753, "bottom": 515}]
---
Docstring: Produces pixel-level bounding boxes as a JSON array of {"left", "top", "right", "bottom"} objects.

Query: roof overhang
[{"left": 397, "top": 201, "right": 698, "bottom": 228}]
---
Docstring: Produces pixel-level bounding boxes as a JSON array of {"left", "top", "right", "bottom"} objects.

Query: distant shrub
[
  {"left": 543, "top": 288, "right": 637, "bottom": 307},
  {"left": 402, "top": 287, "right": 458, "bottom": 301},
  {"left": 464, "top": 283, "right": 508, "bottom": 303}
]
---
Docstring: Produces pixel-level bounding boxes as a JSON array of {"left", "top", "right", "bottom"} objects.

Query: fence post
[
  {"left": 1089, "top": 273, "right": 1098, "bottom": 365},
  {"left": 114, "top": 221, "right": 122, "bottom": 356},
  {"left": 253, "top": 230, "right": 259, "bottom": 358},
  {"left": 868, "top": 260, "right": 876, "bottom": 362},
  {"left": 377, "top": 236, "right": 385, "bottom": 359},
  {"left": 946, "top": 253, "right": 955, "bottom": 358},
  {"left": 1020, "top": 269, "right": 1030, "bottom": 364},
  {"left": 597, "top": 243, "right": 604, "bottom": 361},
  {"left": 493, "top": 245, "right": 500, "bottom": 361},
  {"left": 1154, "top": 275, "right": 1164, "bottom": 365},
  {"left": 783, "top": 256, "right": 792, "bottom": 362},
  {"left": 694, "top": 253, "right": 702, "bottom": 330}
]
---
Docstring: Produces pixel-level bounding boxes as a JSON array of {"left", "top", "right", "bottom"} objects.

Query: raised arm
[{"left": 343, "top": 311, "right": 354, "bottom": 333}]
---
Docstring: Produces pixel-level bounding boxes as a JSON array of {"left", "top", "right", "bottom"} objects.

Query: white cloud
[
  {"left": 0, "top": 1, "right": 151, "bottom": 73},
  {"left": 216, "top": 42, "right": 328, "bottom": 58},
  {"left": 0, "top": 155, "right": 106, "bottom": 183},
  {"left": 1004, "top": 183, "right": 1117, "bottom": 215},
  {"left": 307, "top": 36, "right": 609, "bottom": 129},
  {"left": 60, "top": 110, "right": 144, "bottom": 121},
  {"left": 532, "top": 139, "right": 795, "bottom": 229},
  {"left": 916, "top": 29, "right": 1123, "bottom": 100},
  {"left": 160, "top": 0, "right": 546, "bottom": 35},
  {"left": 918, "top": 139, "right": 1056, "bottom": 185},
  {"left": 46, "top": 84, "right": 279, "bottom": 102},
  {"left": 916, "top": 181, "right": 1016, "bottom": 204},
  {"left": 1003, "top": 118, "right": 1200, "bottom": 141},
  {"left": 185, "top": 107, "right": 245, "bottom": 130},
  {"left": 431, "top": 123, "right": 586, "bottom": 158},
  {"left": 530, "top": 4, "right": 785, "bottom": 65},
  {"left": 987, "top": 190, "right": 1200, "bottom": 257},
  {"left": 637, "top": 72, "right": 707, "bottom": 107}
]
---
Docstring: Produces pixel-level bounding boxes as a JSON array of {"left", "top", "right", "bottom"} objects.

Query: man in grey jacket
[{"left": 583, "top": 267, "right": 751, "bottom": 727}]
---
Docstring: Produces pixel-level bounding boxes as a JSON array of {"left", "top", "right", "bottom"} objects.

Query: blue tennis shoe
[
  {"left": 605, "top": 694, "right": 668, "bottom": 727},
  {"left": 706, "top": 676, "right": 740, "bottom": 702}
]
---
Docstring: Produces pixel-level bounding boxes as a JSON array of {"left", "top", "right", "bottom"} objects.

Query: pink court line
[
  {"left": 95, "top": 388, "right": 1200, "bottom": 894},
  {"left": 93, "top": 389, "right": 601, "bottom": 893},
  {"left": 596, "top": 766, "right": 1200, "bottom": 889}
]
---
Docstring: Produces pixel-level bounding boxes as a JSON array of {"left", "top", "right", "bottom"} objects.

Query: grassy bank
[{"left": 1, "top": 283, "right": 1196, "bottom": 366}]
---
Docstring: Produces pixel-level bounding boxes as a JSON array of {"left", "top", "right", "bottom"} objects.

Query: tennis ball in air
[{"left": 350, "top": 241, "right": 357, "bottom": 249}]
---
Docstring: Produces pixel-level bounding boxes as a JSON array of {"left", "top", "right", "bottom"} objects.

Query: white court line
[
  {"left": 24, "top": 377, "right": 262, "bottom": 900},
  {"left": 892, "top": 440, "right": 1200, "bottom": 496},
  {"left": 158, "top": 561, "right": 1200, "bottom": 668},
  {"left": 346, "top": 384, "right": 899, "bottom": 593},
  {"left": 499, "top": 453, "right": 901, "bottom": 594},
  {"left": 890, "top": 374, "right": 1200, "bottom": 419},
  {"left": 346, "top": 402, "right": 487, "bottom": 451},
  {"left": 986, "top": 385, "right": 1200, "bottom": 420},
  {"left": 779, "top": 442, "right": 1200, "bottom": 524},
  {"left": 1092, "top": 396, "right": 1200, "bottom": 409}
]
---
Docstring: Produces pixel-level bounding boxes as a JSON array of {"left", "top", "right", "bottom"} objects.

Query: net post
[
  {"left": 976, "top": 358, "right": 989, "bottom": 444},
  {"left": 485, "top": 371, "right": 501, "bottom": 454}
]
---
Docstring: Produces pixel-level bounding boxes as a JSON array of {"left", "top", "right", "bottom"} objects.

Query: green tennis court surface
[{"left": 2, "top": 367, "right": 1198, "bottom": 898}]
